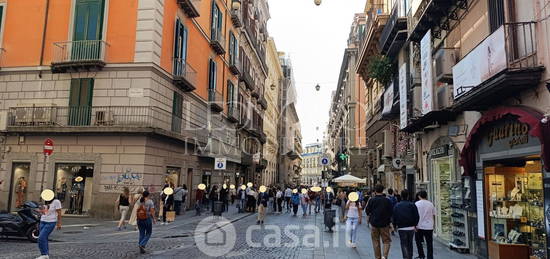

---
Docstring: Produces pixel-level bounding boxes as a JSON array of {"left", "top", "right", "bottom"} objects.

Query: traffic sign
[
  {"left": 320, "top": 156, "right": 330, "bottom": 166},
  {"left": 43, "top": 138, "right": 54, "bottom": 156},
  {"left": 214, "top": 158, "right": 226, "bottom": 170}
]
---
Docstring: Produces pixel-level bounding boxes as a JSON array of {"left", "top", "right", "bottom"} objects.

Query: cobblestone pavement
[{"left": 0, "top": 204, "right": 476, "bottom": 259}]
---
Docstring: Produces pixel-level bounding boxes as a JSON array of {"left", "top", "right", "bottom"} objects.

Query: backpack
[{"left": 137, "top": 203, "right": 148, "bottom": 220}]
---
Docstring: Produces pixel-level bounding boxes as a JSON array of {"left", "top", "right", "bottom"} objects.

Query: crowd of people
[{"left": 34, "top": 181, "right": 436, "bottom": 258}]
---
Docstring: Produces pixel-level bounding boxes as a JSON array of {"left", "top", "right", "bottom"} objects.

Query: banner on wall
[
  {"left": 399, "top": 64, "right": 408, "bottom": 129},
  {"left": 420, "top": 30, "right": 434, "bottom": 115}
]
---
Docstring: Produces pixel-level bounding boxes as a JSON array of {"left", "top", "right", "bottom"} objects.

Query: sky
[{"left": 267, "top": 0, "right": 366, "bottom": 145}]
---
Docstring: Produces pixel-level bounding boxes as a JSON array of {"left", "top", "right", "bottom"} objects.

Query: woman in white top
[
  {"left": 345, "top": 198, "right": 362, "bottom": 248},
  {"left": 128, "top": 187, "right": 144, "bottom": 230}
]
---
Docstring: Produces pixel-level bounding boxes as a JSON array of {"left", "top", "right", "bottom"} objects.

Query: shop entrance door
[
  {"left": 431, "top": 156, "right": 454, "bottom": 242},
  {"left": 54, "top": 163, "right": 94, "bottom": 215},
  {"left": 8, "top": 163, "right": 30, "bottom": 212}
]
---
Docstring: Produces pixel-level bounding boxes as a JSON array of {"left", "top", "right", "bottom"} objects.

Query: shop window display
[
  {"left": 10, "top": 163, "right": 30, "bottom": 211},
  {"left": 55, "top": 164, "right": 94, "bottom": 215},
  {"left": 485, "top": 160, "right": 546, "bottom": 259}
]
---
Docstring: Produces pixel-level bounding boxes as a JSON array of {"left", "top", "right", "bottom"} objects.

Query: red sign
[{"left": 43, "top": 138, "right": 54, "bottom": 156}]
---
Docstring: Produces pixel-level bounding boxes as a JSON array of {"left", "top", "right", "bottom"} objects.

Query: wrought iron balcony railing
[
  {"left": 51, "top": 40, "right": 108, "bottom": 73},
  {"left": 173, "top": 58, "right": 198, "bottom": 92},
  {"left": 231, "top": 8, "right": 243, "bottom": 28},
  {"left": 208, "top": 89, "right": 224, "bottom": 113},
  {"left": 210, "top": 30, "right": 226, "bottom": 55},
  {"left": 229, "top": 58, "right": 241, "bottom": 75},
  {"left": 227, "top": 103, "right": 240, "bottom": 123}
]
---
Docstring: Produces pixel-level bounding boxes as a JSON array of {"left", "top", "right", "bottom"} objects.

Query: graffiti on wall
[{"left": 100, "top": 169, "right": 143, "bottom": 193}]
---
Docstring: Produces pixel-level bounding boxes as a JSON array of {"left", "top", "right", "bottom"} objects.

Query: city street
[{"left": 0, "top": 205, "right": 475, "bottom": 259}]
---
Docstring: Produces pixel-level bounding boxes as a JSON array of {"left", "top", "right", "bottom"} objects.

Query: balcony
[
  {"left": 241, "top": 71, "right": 255, "bottom": 91},
  {"left": 231, "top": 8, "right": 242, "bottom": 28},
  {"left": 258, "top": 96, "right": 267, "bottom": 110},
  {"left": 379, "top": 4, "right": 408, "bottom": 59},
  {"left": 227, "top": 104, "right": 239, "bottom": 123},
  {"left": 408, "top": 0, "right": 466, "bottom": 42},
  {"left": 452, "top": 22, "right": 544, "bottom": 112},
  {"left": 177, "top": 0, "right": 200, "bottom": 18},
  {"left": 173, "top": 58, "right": 197, "bottom": 92},
  {"left": 208, "top": 89, "right": 224, "bottom": 113},
  {"left": 229, "top": 58, "right": 241, "bottom": 75},
  {"left": 210, "top": 30, "right": 226, "bottom": 55},
  {"left": 51, "top": 40, "right": 108, "bottom": 73}
]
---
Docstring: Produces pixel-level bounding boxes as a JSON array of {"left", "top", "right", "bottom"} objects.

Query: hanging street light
[{"left": 232, "top": 0, "right": 241, "bottom": 10}]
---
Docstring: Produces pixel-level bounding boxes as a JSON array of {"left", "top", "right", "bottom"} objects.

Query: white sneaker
[
  {"left": 35, "top": 256, "right": 49, "bottom": 259},
  {"left": 351, "top": 243, "right": 357, "bottom": 248}
]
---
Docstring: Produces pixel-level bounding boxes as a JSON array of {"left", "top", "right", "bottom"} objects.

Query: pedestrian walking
[
  {"left": 307, "top": 189, "right": 314, "bottom": 215},
  {"left": 387, "top": 188, "right": 398, "bottom": 236},
  {"left": 230, "top": 186, "right": 236, "bottom": 205},
  {"left": 161, "top": 187, "right": 174, "bottom": 225},
  {"left": 284, "top": 187, "right": 292, "bottom": 212},
  {"left": 173, "top": 185, "right": 184, "bottom": 215},
  {"left": 300, "top": 190, "right": 309, "bottom": 217},
  {"left": 345, "top": 193, "right": 362, "bottom": 248},
  {"left": 365, "top": 185, "right": 393, "bottom": 259},
  {"left": 323, "top": 188, "right": 334, "bottom": 210},
  {"left": 209, "top": 185, "right": 219, "bottom": 213},
  {"left": 116, "top": 187, "right": 131, "bottom": 230},
  {"left": 270, "top": 188, "right": 277, "bottom": 213},
  {"left": 181, "top": 185, "right": 188, "bottom": 213},
  {"left": 238, "top": 187, "right": 247, "bottom": 212},
  {"left": 136, "top": 191, "right": 156, "bottom": 254},
  {"left": 220, "top": 185, "right": 229, "bottom": 212},
  {"left": 36, "top": 195, "right": 62, "bottom": 259},
  {"left": 257, "top": 188, "right": 269, "bottom": 224},
  {"left": 291, "top": 190, "right": 300, "bottom": 216},
  {"left": 128, "top": 188, "right": 144, "bottom": 230},
  {"left": 415, "top": 190, "right": 436, "bottom": 259},
  {"left": 393, "top": 190, "right": 419, "bottom": 259},
  {"left": 276, "top": 188, "right": 283, "bottom": 213},
  {"left": 337, "top": 190, "right": 347, "bottom": 223},
  {"left": 314, "top": 190, "right": 321, "bottom": 213},
  {"left": 195, "top": 187, "right": 205, "bottom": 216}
]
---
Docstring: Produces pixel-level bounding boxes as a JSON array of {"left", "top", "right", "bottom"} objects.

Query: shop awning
[
  {"left": 460, "top": 106, "right": 550, "bottom": 176},
  {"left": 377, "top": 164, "right": 385, "bottom": 172}
]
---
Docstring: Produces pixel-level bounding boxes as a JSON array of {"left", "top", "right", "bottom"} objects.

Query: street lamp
[
  {"left": 314, "top": 0, "right": 322, "bottom": 6},
  {"left": 232, "top": 0, "right": 241, "bottom": 10}
]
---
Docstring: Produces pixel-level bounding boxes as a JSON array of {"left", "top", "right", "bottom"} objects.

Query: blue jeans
[
  {"left": 301, "top": 204, "right": 308, "bottom": 215},
  {"left": 314, "top": 199, "right": 321, "bottom": 213},
  {"left": 38, "top": 221, "right": 56, "bottom": 255},
  {"left": 137, "top": 218, "right": 153, "bottom": 247},
  {"left": 346, "top": 217, "right": 359, "bottom": 244}
]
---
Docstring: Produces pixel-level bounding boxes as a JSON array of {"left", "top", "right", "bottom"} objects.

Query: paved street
[{"left": 0, "top": 204, "right": 476, "bottom": 259}]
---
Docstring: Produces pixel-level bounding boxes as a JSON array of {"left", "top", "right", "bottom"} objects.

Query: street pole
[{"left": 40, "top": 153, "right": 47, "bottom": 195}]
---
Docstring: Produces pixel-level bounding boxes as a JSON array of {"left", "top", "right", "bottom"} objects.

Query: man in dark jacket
[
  {"left": 393, "top": 190, "right": 420, "bottom": 259},
  {"left": 365, "top": 185, "right": 393, "bottom": 259}
]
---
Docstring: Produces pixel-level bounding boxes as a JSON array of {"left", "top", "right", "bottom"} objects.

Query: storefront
[
  {"left": 54, "top": 163, "right": 94, "bottom": 215},
  {"left": 7, "top": 163, "right": 31, "bottom": 211},
  {"left": 428, "top": 137, "right": 460, "bottom": 243},
  {"left": 460, "top": 106, "right": 550, "bottom": 259}
]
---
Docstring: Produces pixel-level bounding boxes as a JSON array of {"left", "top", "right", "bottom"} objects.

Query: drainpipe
[{"left": 38, "top": 0, "right": 51, "bottom": 78}]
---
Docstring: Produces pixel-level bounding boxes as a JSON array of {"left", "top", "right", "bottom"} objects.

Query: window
[
  {"left": 227, "top": 81, "right": 235, "bottom": 108},
  {"left": 211, "top": 2, "right": 223, "bottom": 39},
  {"left": 0, "top": 3, "right": 5, "bottom": 48},
  {"left": 172, "top": 92, "right": 183, "bottom": 132},
  {"left": 73, "top": 0, "right": 105, "bottom": 41},
  {"left": 68, "top": 78, "right": 94, "bottom": 126},
  {"left": 173, "top": 18, "right": 189, "bottom": 76},
  {"left": 229, "top": 32, "right": 238, "bottom": 65},
  {"left": 208, "top": 59, "right": 217, "bottom": 91},
  {"left": 488, "top": 0, "right": 505, "bottom": 32}
]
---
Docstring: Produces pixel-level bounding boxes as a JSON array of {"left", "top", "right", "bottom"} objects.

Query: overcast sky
[{"left": 267, "top": 0, "right": 366, "bottom": 146}]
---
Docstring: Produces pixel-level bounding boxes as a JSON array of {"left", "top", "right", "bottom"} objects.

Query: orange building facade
[{"left": 0, "top": 0, "right": 269, "bottom": 217}]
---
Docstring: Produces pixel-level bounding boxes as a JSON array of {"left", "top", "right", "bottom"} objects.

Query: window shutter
[
  {"left": 182, "top": 26, "right": 189, "bottom": 62},
  {"left": 173, "top": 19, "right": 181, "bottom": 74}
]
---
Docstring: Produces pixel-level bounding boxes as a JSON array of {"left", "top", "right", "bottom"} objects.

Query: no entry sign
[{"left": 43, "top": 138, "right": 54, "bottom": 156}]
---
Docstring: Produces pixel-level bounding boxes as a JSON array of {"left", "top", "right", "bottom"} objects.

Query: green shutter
[
  {"left": 0, "top": 6, "right": 3, "bottom": 34},
  {"left": 171, "top": 92, "right": 183, "bottom": 132},
  {"left": 73, "top": 0, "right": 105, "bottom": 41},
  {"left": 68, "top": 78, "right": 94, "bottom": 126}
]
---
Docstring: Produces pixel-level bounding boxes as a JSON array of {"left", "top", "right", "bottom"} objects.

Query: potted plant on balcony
[{"left": 367, "top": 55, "right": 393, "bottom": 86}]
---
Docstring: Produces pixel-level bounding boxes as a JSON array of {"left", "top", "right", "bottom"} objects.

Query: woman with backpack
[
  {"left": 136, "top": 190, "right": 156, "bottom": 254},
  {"left": 116, "top": 187, "right": 131, "bottom": 230}
]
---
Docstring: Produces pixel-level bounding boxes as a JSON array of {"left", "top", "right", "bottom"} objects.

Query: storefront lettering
[
  {"left": 487, "top": 122, "right": 529, "bottom": 148},
  {"left": 429, "top": 145, "right": 448, "bottom": 158}
]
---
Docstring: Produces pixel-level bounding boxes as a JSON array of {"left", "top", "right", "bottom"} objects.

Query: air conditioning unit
[
  {"left": 412, "top": 86, "right": 422, "bottom": 118},
  {"left": 436, "top": 85, "right": 454, "bottom": 110},
  {"left": 383, "top": 130, "right": 394, "bottom": 158},
  {"left": 434, "top": 48, "right": 457, "bottom": 83},
  {"left": 33, "top": 107, "right": 56, "bottom": 125},
  {"left": 95, "top": 110, "right": 114, "bottom": 126}
]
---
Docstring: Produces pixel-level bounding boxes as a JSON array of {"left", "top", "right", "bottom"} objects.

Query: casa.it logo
[{"left": 194, "top": 216, "right": 236, "bottom": 257}]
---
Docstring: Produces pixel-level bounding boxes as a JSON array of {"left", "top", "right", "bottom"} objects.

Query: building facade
[
  {"left": 300, "top": 143, "right": 322, "bottom": 185},
  {"left": 0, "top": 0, "right": 276, "bottom": 217},
  {"left": 351, "top": 0, "right": 550, "bottom": 257}
]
